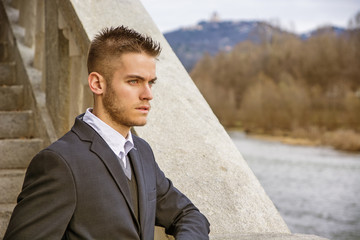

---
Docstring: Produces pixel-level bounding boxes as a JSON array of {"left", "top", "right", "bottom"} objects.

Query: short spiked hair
[{"left": 87, "top": 26, "right": 162, "bottom": 80}]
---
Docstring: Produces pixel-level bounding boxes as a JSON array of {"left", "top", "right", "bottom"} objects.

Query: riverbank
[
  {"left": 231, "top": 132, "right": 360, "bottom": 240},
  {"left": 228, "top": 128, "right": 360, "bottom": 152},
  {"left": 247, "top": 134, "right": 321, "bottom": 146}
]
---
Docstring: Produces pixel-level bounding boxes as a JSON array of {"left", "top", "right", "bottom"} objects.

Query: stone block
[
  {"left": 0, "top": 139, "right": 43, "bottom": 169},
  {"left": 0, "top": 204, "right": 16, "bottom": 239},
  {"left": 0, "top": 62, "right": 15, "bottom": 85},
  {"left": 0, "top": 110, "right": 34, "bottom": 138},
  {"left": 0, "top": 169, "right": 25, "bottom": 203},
  {"left": 0, "top": 85, "right": 24, "bottom": 111}
]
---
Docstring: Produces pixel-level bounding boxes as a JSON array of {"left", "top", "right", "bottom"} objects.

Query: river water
[{"left": 229, "top": 131, "right": 360, "bottom": 240}]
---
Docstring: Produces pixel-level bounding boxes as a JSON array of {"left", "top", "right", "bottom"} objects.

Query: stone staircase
[{"left": 0, "top": 35, "right": 44, "bottom": 239}]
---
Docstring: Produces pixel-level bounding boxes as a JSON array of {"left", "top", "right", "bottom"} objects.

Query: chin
[
  {"left": 131, "top": 119, "right": 147, "bottom": 127},
  {"left": 136, "top": 121, "right": 147, "bottom": 127}
]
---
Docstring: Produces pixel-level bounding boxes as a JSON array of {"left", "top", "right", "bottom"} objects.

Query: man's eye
[
  {"left": 129, "top": 80, "right": 138, "bottom": 84},
  {"left": 149, "top": 80, "right": 156, "bottom": 86}
]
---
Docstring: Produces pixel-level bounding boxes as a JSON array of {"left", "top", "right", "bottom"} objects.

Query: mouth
[{"left": 136, "top": 105, "right": 150, "bottom": 113}]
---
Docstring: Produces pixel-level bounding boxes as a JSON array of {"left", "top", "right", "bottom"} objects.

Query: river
[{"left": 229, "top": 131, "right": 360, "bottom": 240}]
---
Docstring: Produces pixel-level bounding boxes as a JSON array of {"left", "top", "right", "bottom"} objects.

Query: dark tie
[{"left": 118, "top": 153, "right": 131, "bottom": 180}]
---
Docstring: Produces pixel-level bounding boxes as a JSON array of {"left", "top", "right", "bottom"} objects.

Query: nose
[{"left": 140, "top": 84, "right": 153, "bottom": 101}]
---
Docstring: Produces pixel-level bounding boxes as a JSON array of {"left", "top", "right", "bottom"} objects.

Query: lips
[{"left": 136, "top": 105, "right": 150, "bottom": 112}]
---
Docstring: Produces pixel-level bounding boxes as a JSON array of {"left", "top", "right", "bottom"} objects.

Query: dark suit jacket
[{"left": 4, "top": 115, "right": 210, "bottom": 240}]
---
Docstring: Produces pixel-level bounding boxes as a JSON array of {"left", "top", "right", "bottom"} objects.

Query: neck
[{"left": 91, "top": 108, "right": 130, "bottom": 138}]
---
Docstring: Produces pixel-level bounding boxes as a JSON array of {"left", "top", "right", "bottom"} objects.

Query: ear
[{"left": 88, "top": 72, "right": 106, "bottom": 95}]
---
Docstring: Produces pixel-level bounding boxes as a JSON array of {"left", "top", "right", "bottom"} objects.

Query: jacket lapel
[
  {"left": 90, "top": 137, "right": 132, "bottom": 203},
  {"left": 72, "top": 116, "right": 140, "bottom": 230},
  {"left": 128, "top": 145, "right": 147, "bottom": 235}
]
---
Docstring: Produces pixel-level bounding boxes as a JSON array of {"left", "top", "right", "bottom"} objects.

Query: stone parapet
[{"left": 210, "top": 233, "right": 329, "bottom": 240}]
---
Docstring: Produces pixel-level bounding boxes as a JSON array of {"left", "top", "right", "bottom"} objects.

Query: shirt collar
[{"left": 82, "top": 108, "right": 134, "bottom": 157}]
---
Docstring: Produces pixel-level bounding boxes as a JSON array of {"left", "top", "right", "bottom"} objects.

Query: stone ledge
[{"left": 210, "top": 233, "right": 329, "bottom": 240}]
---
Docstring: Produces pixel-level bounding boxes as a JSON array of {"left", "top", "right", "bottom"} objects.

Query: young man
[{"left": 4, "top": 26, "right": 210, "bottom": 239}]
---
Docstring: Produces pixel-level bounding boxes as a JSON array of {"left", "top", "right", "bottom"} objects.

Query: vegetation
[{"left": 190, "top": 18, "right": 360, "bottom": 151}]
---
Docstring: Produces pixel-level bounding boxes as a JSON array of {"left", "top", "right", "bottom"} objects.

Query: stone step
[
  {"left": 0, "top": 62, "right": 15, "bottom": 85},
  {"left": 0, "top": 111, "right": 34, "bottom": 139},
  {"left": 0, "top": 85, "right": 23, "bottom": 111},
  {"left": 0, "top": 169, "right": 25, "bottom": 204},
  {"left": 0, "top": 203, "right": 15, "bottom": 239},
  {"left": 0, "top": 138, "right": 43, "bottom": 169}
]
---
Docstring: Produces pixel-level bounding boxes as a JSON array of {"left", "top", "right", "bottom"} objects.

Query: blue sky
[{"left": 140, "top": 0, "right": 360, "bottom": 33}]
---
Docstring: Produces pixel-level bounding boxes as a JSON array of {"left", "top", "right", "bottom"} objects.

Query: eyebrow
[{"left": 126, "top": 75, "right": 157, "bottom": 81}]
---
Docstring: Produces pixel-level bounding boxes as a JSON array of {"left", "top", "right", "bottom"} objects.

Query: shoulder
[
  {"left": 38, "top": 129, "right": 92, "bottom": 170},
  {"left": 31, "top": 131, "right": 81, "bottom": 170},
  {"left": 46, "top": 131, "right": 85, "bottom": 154}
]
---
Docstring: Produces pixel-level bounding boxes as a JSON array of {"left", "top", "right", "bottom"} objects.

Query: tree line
[{"left": 190, "top": 23, "right": 360, "bottom": 151}]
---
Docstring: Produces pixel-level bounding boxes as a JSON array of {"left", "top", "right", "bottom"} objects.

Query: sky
[{"left": 140, "top": 0, "right": 360, "bottom": 34}]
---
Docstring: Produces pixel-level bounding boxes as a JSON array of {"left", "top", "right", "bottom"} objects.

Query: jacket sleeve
[
  {"left": 3, "top": 149, "right": 76, "bottom": 240},
  {"left": 154, "top": 161, "right": 210, "bottom": 240}
]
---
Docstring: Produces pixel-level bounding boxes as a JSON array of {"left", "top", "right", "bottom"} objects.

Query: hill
[{"left": 164, "top": 20, "right": 346, "bottom": 71}]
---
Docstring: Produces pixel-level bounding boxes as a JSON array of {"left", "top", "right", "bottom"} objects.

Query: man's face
[{"left": 102, "top": 52, "right": 157, "bottom": 130}]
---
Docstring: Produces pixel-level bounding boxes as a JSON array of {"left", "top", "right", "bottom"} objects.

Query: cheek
[{"left": 118, "top": 86, "right": 139, "bottom": 99}]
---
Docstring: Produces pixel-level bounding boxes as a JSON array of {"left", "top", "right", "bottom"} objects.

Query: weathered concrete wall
[{"left": 67, "top": 0, "right": 290, "bottom": 237}]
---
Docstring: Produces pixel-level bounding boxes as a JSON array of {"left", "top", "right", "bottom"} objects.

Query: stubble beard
[{"left": 102, "top": 85, "right": 147, "bottom": 128}]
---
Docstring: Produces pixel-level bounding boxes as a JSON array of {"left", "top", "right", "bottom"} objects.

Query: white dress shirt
[{"left": 82, "top": 108, "right": 134, "bottom": 168}]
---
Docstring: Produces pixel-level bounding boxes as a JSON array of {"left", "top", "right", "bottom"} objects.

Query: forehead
[
  {"left": 116, "top": 52, "right": 155, "bottom": 67},
  {"left": 109, "top": 52, "right": 156, "bottom": 77}
]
